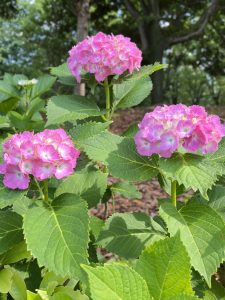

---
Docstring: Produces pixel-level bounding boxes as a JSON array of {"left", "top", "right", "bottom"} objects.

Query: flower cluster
[
  {"left": 68, "top": 32, "right": 142, "bottom": 82},
  {"left": 0, "top": 129, "right": 80, "bottom": 190},
  {"left": 135, "top": 104, "right": 225, "bottom": 158}
]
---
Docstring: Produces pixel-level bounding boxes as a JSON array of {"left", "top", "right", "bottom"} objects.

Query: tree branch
[
  {"left": 123, "top": 0, "right": 140, "bottom": 19},
  {"left": 168, "top": 0, "right": 219, "bottom": 46}
]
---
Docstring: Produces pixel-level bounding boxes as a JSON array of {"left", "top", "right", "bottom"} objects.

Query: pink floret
[
  {"left": 67, "top": 32, "right": 142, "bottom": 82},
  {"left": 0, "top": 129, "right": 80, "bottom": 190},
  {"left": 135, "top": 104, "right": 225, "bottom": 158}
]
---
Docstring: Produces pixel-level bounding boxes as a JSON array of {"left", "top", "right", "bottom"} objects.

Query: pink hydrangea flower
[
  {"left": 135, "top": 104, "right": 225, "bottom": 158},
  {"left": 68, "top": 32, "right": 142, "bottom": 82},
  {"left": 0, "top": 129, "right": 80, "bottom": 190}
]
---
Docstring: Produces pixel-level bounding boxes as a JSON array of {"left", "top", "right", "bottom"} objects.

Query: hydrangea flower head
[
  {"left": 0, "top": 129, "right": 80, "bottom": 190},
  {"left": 135, "top": 104, "right": 225, "bottom": 158},
  {"left": 68, "top": 32, "right": 142, "bottom": 82}
]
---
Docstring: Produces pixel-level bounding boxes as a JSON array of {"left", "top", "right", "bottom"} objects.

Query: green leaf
[
  {"left": 135, "top": 235, "right": 194, "bottom": 300},
  {"left": 46, "top": 95, "right": 101, "bottom": 126},
  {"left": 0, "top": 211, "right": 24, "bottom": 255},
  {"left": 159, "top": 202, "right": 225, "bottom": 286},
  {"left": 0, "top": 184, "right": 26, "bottom": 209},
  {"left": 159, "top": 152, "right": 222, "bottom": 198},
  {"left": 125, "top": 63, "right": 167, "bottom": 81},
  {"left": 0, "top": 268, "right": 13, "bottom": 293},
  {"left": 97, "top": 212, "right": 165, "bottom": 258},
  {"left": 13, "top": 196, "right": 34, "bottom": 216},
  {"left": 113, "top": 76, "right": 152, "bottom": 109},
  {"left": 82, "top": 263, "right": 151, "bottom": 300},
  {"left": 208, "top": 278, "right": 225, "bottom": 299},
  {"left": 77, "top": 131, "right": 123, "bottom": 162},
  {"left": 70, "top": 121, "right": 111, "bottom": 143},
  {"left": 26, "top": 98, "right": 45, "bottom": 119},
  {"left": 89, "top": 216, "right": 104, "bottom": 240},
  {"left": 0, "top": 80, "right": 20, "bottom": 98},
  {"left": 106, "top": 138, "right": 158, "bottom": 181},
  {"left": 166, "top": 295, "right": 199, "bottom": 300},
  {"left": 27, "top": 291, "right": 42, "bottom": 300},
  {"left": 158, "top": 173, "right": 186, "bottom": 196},
  {"left": 23, "top": 194, "right": 89, "bottom": 280},
  {"left": 111, "top": 182, "right": 142, "bottom": 199},
  {"left": 0, "top": 97, "right": 19, "bottom": 114},
  {"left": 0, "top": 241, "right": 30, "bottom": 265},
  {"left": 9, "top": 268, "right": 27, "bottom": 300},
  {"left": 51, "top": 287, "right": 89, "bottom": 300},
  {"left": 55, "top": 168, "right": 108, "bottom": 208},
  {"left": 50, "top": 63, "right": 72, "bottom": 77},
  {"left": 121, "top": 123, "right": 138, "bottom": 138},
  {"left": 0, "top": 115, "right": 10, "bottom": 128},
  {"left": 194, "top": 185, "right": 225, "bottom": 221},
  {"left": 31, "top": 75, "right": 56, "bottom": 99}
]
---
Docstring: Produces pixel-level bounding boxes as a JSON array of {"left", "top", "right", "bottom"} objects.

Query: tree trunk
[
  {"left": 75, "top": 0, "right": 90, "bottom": 96},
  {"left": 141, "top": 23, "right": 165, "bottom": 104},
  {"left": 137, "top": 0, "right": 165, "bottom": 104}
]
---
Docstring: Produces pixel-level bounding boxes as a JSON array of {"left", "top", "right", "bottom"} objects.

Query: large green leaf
[
  {"left": 23, "top": 194, "right": 89, "bottom": 280},
  {"left": 166, "top": 295, "right": 199, "bottom": 300},
  {"left": 124, "top": 63, "right": 167, "bottom": 81},
  {"left": 46, "top": 95, "right": 101, "bottom": 126},
  {"left": 0, "top": 80, "right": 20, "bottom": 98},
  {"left": 193, "top": 185, "right": 225, "bottom": 221},
  {"left": 31, "top": 75, "right": 56, "bottom": 99},
  {"left": 76, "top": 131, "right": 123, "bottom": 162},
  {"left": 50, "top": 63, "right": 72, "bottom": 77},
  {"left": 70, "top": 121, "right": 111, "bottom": 144},
  {"left": 111, "top": 181, "right": 142, "bottom": 199},
  {"left": 82, "top": 264, "right": 151, "bottom": 300},
  {"left": 106, "top": 138, "right": 158, "bottom": 181},
  {"left": 159, "top": 202, "right": 225, "bottom": 286},
  {"left": 55, "top": 168, "right": 108, "bottom": 208},
  {"left": 97, "top": 212, "right": 165, "bottom": 258},
  {"left": 113, "top": 76, "right": 152, "bottom": 109},
  {"left": 0, "top": 183, "right": 26, "bottom": 209},
  {"left": 0, "top": 211, "right": 24, "bottom": 255},
  {"left": 159, "top": 152, "right": 222, "bottom": 198},
  {"left": 135, "top": 235, "right": 194, "bottom": 300}
]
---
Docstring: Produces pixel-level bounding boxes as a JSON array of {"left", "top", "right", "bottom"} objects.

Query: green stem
[
  {"left": 104, "top": 78, "right": 110, "bottom": 120},
  {"left": 34, "top": 177, "right": 45, "bottom": 200},
  {"left": 0, "top": 294, "right": 7, "bottom": 300},
  {"left": 43, "top": 180, "right": 49, "bottom": 203},
  {"left": 171, "top": 180, "right": 177, "bottom": 207}
]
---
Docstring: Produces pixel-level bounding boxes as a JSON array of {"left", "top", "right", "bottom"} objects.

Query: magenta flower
[
  {"left": 67, "top": 32, "right": 142, "bottom": 82},
  {"left": 0, "top": 129, "right": 80, "bottom": 190},
  {"left": 135, "top": 104, "right": 225, "bottom": 158}
]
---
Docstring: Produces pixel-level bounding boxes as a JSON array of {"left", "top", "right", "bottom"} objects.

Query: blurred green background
[{"left": 0, "top": 0, "right": 224, "bottom": 105}]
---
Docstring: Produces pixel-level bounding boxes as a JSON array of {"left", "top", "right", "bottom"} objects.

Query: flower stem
[
  {"left": 171, "top": 180, "right": 177, "bottom": 207},
  {"left": 43, "top": 180, "right": 49, "bottom": 203},
  {"left": 34, "top": 177, "right": 45, "bottom": 200},
  {"left": 104, "top": 78, "right": 110, "bottom": 120}
]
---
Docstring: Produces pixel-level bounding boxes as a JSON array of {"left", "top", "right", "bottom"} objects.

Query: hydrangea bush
[{"left": 0, "top": 32, "right": 225, "bottom": 300}]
